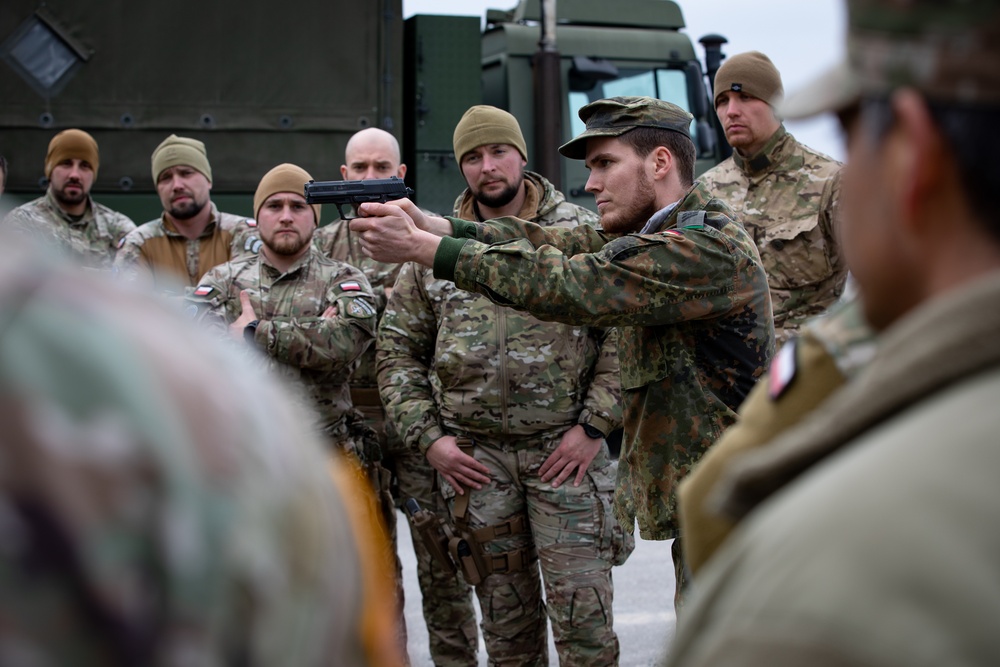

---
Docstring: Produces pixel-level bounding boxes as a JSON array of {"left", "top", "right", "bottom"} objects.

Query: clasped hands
[{"left": 350, "top": 199, "right": 448, "bottom": 267}]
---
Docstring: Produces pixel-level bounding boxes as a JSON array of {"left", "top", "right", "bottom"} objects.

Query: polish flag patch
[
  {"left": 193, "top": 285, "right": 213, "bottom": 296},
  {"left": 340, "top": 281, "right": 362, "bottom": 291},
  {"left": 768, "top": 339, "right": 798, "bottom": 400}
]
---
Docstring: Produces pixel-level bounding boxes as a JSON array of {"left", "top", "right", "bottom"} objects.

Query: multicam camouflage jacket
[
  {"left": 113, "top": 202, "right": 258, "bottom": 293},
  {"left": 433, "top": 182, "right": 775, "bottom": 539},
  {"left": 313, "top": 218, "right": 403, "bottom": 392},
  {"left": 1, "top": 190, "right": 135, "bottom": 270},
  {"left": 377, "top": 171, "right": 620, "bottom": 455},
  {"left": 186, "top": 247, "right": 377, "bottom": 441},
  {"left": 700, "top": 125, "right": 846, "bottom": 343}
]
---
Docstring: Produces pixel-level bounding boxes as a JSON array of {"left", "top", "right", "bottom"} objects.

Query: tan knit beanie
[
  {"left": 45, "top": 129, "right": 99, "bottom": 179},
  {"left": 253, "top": 163, "right": 319, "bottom": 224},
  {"left": 453, "top": 105, "right": 528, "bottom": 162},
  {"left": 714, "top": 51, "right": 784, "bottom": 108},
  {"left": 151, "top": 135, "right": 213, "bottom": 184}
]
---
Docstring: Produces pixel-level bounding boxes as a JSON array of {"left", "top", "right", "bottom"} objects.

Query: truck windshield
[{"left": 568, "top": 68, "right": 696, "bottom": 143}]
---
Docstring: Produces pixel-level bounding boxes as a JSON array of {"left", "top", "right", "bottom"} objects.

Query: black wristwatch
[
  {"left": 243, "top": 319, "right": 260, "bottom": 345},
  {"left": 581, "top": 423, "right": 606, "bottom": 440}
]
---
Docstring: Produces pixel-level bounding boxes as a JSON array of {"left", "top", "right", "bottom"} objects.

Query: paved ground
[{"left": 398, "top": 510, "right": 678, "bottom": 666}]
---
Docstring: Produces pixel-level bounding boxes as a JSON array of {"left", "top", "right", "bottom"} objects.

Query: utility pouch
[
  {"left": 404, "top": 498, "right": 457, "bottom": 575},
  {"left": 448, "top": 535, "right": 488, "bottom": 586}
]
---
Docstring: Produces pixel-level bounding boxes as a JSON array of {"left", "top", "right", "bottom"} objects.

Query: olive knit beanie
[
  {"left": 253, "top": 163, "right": 320, "bottom": 224},
  {"left": 151, "top": 134, "right": 213, "bottom": 184},
  {"left": 45, "top": 129, "right": 99, "bottom": 179},
  {"left": 714, "top": 51, "right": 784, "bottom": 108},
  {"left": 453, "top": 105, "right": 528, "bottom": 162}
]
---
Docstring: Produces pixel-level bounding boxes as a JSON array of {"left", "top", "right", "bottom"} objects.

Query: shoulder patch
[
  {"left": 768, "top": 338, "right": 798, "bottom": 400},
  {"left": 346, "top": 297, "right": 376, "bottom": 319},
  {"left": 117, "top": 237, "right": 126, "bottom": 249},
  {"left": 244, "top": 236, "right": 262, "bottom": 254},
  {"left": 193, "top": 285, "right": 213, "bottom": 297},
  {"left": 246, "top": 218, "right": 257, "bottom": 227},
  {"left": 339, "top": 281, "right": 362, "bottom": 292}
]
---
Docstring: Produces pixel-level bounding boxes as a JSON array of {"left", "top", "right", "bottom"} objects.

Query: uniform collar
[{"left": 732, "top": 124, "right": 790, "bottom": 177}]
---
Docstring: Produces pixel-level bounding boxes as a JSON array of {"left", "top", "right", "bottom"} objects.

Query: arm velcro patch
[{"left": 345, "top": 295, "right": 376, "bottom": 319}]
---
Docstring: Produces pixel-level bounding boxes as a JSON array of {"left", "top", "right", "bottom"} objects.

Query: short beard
[
  {"left": 474, "top": 172, "right": 523, "bottom": 210},
  {"left": 600, "top": 168, "right": 659, "bottom": 234},
  {"left": 168, "top": 198, "right": 207, "bottom": 221},
  {"left": 266, "top": 232, "right": 309, "bottom": 257},
  {"left": 52, "top": 184, "right": 88, "bottom": 207}
]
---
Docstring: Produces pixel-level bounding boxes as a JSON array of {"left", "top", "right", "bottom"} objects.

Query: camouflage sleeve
[
  {"left": 579, "top": 327, "right": 623, "bottom": 437},
  {"left": 228, "top": 219, "right": 261, "bottom": 261},
  {"left": 183, "top": 265, "right": 238, "bottom": 334},
  {"left": 449, "top": 215, "right": 611, "bottom": 254},
  {"left": 113, "top": 229, "right": 153, "bottom": 283},
  {"left": 821, "top": 169, "right": 848, "bottom": 292},
  {"left": 257, "top": 271, "right": 377, "bottom": 374},
  {"left": 376, "top": 261, "right": 445, "bottom": 455},
  {"left": 447, "top": 226, "right": 751, "bottom": 328},
  {"left": 110, "top": 212, "right": 137, "bottom": 244}
]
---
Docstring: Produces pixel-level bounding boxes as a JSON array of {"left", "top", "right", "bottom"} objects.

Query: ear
[
  {"left": 890, "top": 89, "right": 947, "bottom": 232},
  {"left": 340, "top": 164, "right": 348, "bottom": 180},
  {"left": 650, "top": 146, "right": 673, "bottom": 182},
  {"left": 396, "top": 163, "right": 407, "bottom": 179}
]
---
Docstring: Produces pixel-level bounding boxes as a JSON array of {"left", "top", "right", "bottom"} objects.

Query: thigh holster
[{"left": 449, "top": 437, "right": 537, "bottom": 586}]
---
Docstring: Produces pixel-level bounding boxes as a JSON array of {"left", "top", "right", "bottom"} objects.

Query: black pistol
[{"left": 304, "top": 176, "right": 414, "bottom": 220}]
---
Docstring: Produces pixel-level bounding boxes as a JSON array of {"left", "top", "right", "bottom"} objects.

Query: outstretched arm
[{"left": 351, "top": 200, "right": 450, "bottom": 266}]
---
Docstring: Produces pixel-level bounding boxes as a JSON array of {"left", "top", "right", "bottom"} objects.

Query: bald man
[{"left": 312, "top": 127, "right": 410, "bottom": 657}]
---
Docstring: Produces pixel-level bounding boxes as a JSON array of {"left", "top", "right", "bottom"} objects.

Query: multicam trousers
[{"left": 441, "top": 435, "right": 634, "bottom": 667}]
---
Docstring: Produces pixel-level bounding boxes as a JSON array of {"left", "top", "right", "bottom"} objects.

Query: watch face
[{"left": 582, "top": 424, "right": 605, "bottom": 440}]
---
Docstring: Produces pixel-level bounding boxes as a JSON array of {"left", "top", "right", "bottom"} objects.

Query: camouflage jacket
[
  {"left": 377, "top": 172, "right": 620, "bottom": 455},
  {"left": 1, "top": 190, "right": 135, "bottom": 270},
  {"left": 186, "top": 247, "right": 377, "bottom": 440},
  {"left": 313, "top": 218, "right": 403, "bottom": 392},
  {"left": 113, "top": 202, "right": 258, "bottom": 294},
  {"left": 700, "top": 125, "right": 845, "bottom": 343},
  {"left": 434, "top": 182, "right": 774, "bottom": 539}
]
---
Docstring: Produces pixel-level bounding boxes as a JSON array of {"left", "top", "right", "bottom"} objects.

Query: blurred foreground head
[
  {"left": 0, "top": 233, "right": 401, "bottom": 666},
  {"left": 783, "top": 0, "right": 1000, "bottom": 330}
]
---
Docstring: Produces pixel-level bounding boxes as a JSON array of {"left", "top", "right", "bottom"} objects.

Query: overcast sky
[{"left": 402, "top": 0, "right": 847, "bottom": 161}]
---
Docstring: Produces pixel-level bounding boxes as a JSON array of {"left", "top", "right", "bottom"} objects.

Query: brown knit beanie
[
  {"left": 714, "top": 51, "right": 784, "bottom": 108},
  {"left": 45, "top": 129, "right": 99, "bottom": 179},
  {"left": 453, "top": 105, "right": 528, "bottom": 162},
  {"left": 151, "top": 135, "right": 213, "bottom": 184},
  {"left": 253, "top": 163, "right": 319, "bottom": 224}
]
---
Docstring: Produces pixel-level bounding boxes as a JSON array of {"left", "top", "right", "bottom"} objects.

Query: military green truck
[{"left": 0, "top": 0, "right": 728, "bottom": 221}]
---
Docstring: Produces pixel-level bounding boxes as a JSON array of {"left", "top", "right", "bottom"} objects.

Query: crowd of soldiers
[{"left": 1, "top": 0, "right": 998, "bottom": 664}]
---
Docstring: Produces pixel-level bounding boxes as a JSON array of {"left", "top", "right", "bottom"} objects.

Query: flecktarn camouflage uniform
[
  {"left": 2, "top": 190, "right": 135, "bottom": 270},
  {"left": 700, "top": 125, "right": 845, "bottom": 343},
  {"left": 0, "top": 232, "right": 403, "bottom": 666},
  {"left": 435, "top": 181, "right": 774, "bottom": 542},
  {"left": 378, "top": 172, "right": 632, "bottom": 666}
]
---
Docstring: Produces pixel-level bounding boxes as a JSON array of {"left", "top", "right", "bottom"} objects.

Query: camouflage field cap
[
  {"left": 559, "top": 96, "right": 694, "bottom": 159},
  {"left": 783, "top": 0, "right": 1000, "bottom": 119}
]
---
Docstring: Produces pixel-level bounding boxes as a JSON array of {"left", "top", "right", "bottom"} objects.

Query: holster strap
[
  {"left": 472, "top": 514, "right": 529, "bottom": 543},
  {"left": 487, "top": 546, "right": 537, "bottom": 575}
]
